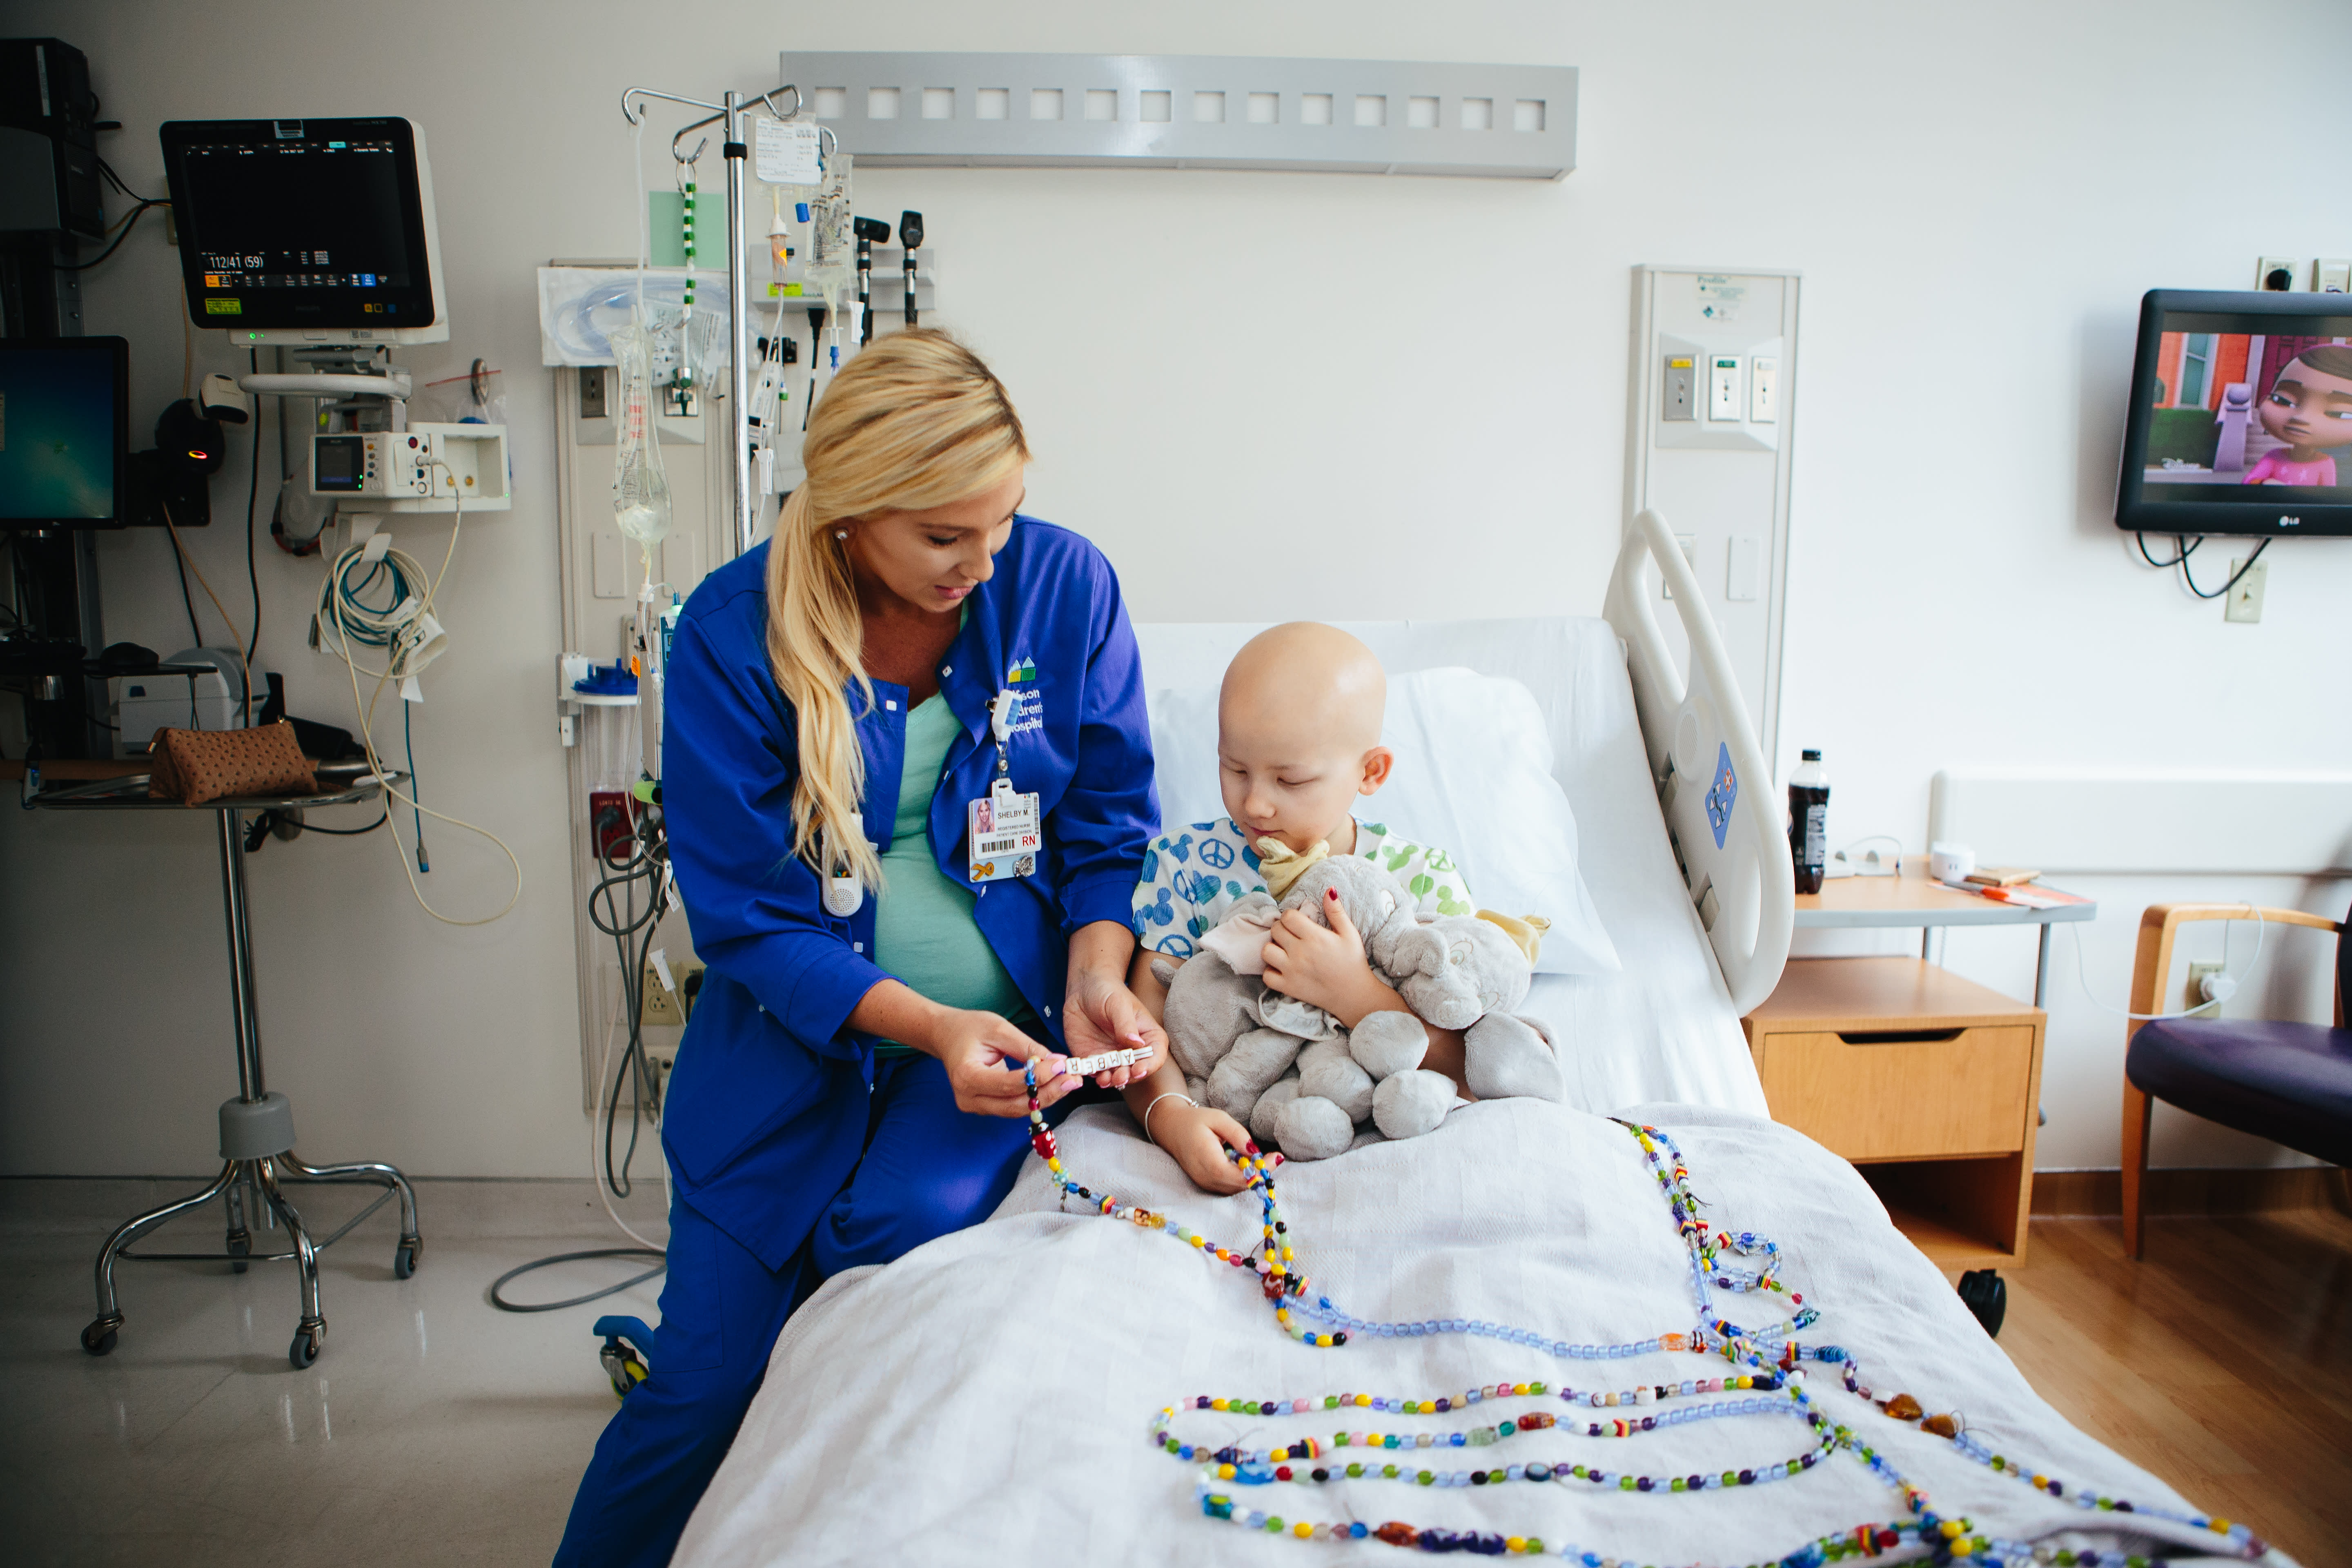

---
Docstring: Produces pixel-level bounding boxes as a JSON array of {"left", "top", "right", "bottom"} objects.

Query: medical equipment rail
[
  {"left": 1601, "top": 507, "right": 1795, "bottom": 1016},
  {"left": 32, "top": 769, "right": 422, "bottom": 1371}
]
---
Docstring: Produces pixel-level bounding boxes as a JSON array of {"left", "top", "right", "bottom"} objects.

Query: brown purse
[{"left": 147, "top": 722, "right": 319, "bottom": 805}]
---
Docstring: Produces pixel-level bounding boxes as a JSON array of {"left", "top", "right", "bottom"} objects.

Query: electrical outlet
[
  {"left": 2223, "top": 559, "right": 2267, "bottom": 623},
  {"left": 2317, "top": 258, "right": 2352, "bottom": 294},
  {"left": 2184, "top": 961, "right": 2225, "bottom": 1016},
  {"left": 638, "top": 959, "right": 704, "bottom": 1029},
  {"left": 588, "top": 790, "right": 631, "bottom": 860},
  {"left": 641, "top": 963, "right": 684, "bottom": 1026},
  {"left": 2256, "top": 256, "right": 2301, "bottom": 292},
  {"left": 642, "top": 1042, "right": 679, "bottom": 1102}
]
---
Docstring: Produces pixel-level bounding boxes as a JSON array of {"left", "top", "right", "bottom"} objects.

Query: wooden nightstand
[{"left": 1742, "top": 957, "right": 2046, "bottom": 1265}]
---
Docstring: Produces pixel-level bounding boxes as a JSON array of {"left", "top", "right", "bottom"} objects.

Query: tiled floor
[
  {"left": 12, "top": 1180, "right": 2348, "bottom": 1567},
  {"left": 6, "top": 1176, "right": 667, "bottom": 1568}
]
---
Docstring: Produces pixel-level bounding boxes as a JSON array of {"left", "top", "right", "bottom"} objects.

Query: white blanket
[{"left": 675, "top": 1100, "right": 2282, "bottom": 1567}]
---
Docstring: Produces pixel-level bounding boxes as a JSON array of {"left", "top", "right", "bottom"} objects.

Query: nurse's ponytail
[{"left": 766, "top": 329, "right": 1030, "bottom": 891}]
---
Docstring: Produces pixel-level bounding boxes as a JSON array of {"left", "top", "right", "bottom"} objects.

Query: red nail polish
[{"left": 1327, "top": 888, "right": 1338, "bottom": 900}]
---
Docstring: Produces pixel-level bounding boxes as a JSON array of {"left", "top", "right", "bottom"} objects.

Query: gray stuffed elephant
[{"left": 1151, "top": 853, "right": 1565, "bottom": 1163}]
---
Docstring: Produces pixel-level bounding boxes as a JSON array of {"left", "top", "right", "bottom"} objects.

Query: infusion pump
[{"left": 310, "top": 422, "right": 511, "bottom": 512}]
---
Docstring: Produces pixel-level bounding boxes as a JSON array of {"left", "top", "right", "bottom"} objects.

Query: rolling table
[
  {"left": 27, "top": 765, "right": 421, "bottom": 1370},
  {"left": 1796, "top": 859, "right": 2096, "bottom": 1006}
]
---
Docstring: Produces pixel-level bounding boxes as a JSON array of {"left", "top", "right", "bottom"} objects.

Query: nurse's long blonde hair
[{"left": 767, "top": 329, "right": 1029, "bottom": 890}]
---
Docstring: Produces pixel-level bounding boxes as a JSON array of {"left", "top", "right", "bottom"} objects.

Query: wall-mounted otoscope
[
  {"left": 852, "top": 217, "right": 891, "bottom": 343},
  {"left": 898, "top": 210, "right": 924, "bottom": 328}
]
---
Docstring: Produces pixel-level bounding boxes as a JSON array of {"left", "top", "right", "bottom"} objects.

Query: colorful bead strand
[
  {"left": 1023, "top": 1065, "right": 1343, "bottom": 1346},
  {"left": 1018, "top": 1074, "right": 2266, "bottom": 1564}
]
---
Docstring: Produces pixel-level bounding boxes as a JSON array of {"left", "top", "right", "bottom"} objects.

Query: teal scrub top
[{"left": 871, "top": 693, "right": 1031, "bottom": 1051}]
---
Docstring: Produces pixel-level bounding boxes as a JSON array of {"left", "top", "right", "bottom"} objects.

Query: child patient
[{"left": 1111, "top": 621, "right": 1476, "bottom": 1193}]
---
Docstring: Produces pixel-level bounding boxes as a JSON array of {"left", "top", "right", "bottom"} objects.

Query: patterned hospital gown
[{"left": 1129, "top": 816, "right": 1475, "bottom": 958}]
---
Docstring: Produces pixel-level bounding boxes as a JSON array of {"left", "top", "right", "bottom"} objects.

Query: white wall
[{"left": 4, "top": 0, "right": 2348, "bottom": 1176}]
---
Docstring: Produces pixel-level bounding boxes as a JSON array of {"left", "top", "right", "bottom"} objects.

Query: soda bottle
[{"left": 1788, "top": 750, "right": 1829, "bottom": 895}]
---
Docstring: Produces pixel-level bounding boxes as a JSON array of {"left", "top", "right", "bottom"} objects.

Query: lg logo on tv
[{"left": 2278, "top": 516, "right": 2300, "bottom": 527}]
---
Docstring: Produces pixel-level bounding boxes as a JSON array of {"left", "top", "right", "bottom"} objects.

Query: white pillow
[{"left": 1144, "top": 666, "right": 1619, "bottom": 976}]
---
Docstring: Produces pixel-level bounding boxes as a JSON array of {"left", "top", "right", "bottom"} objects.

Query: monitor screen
[
  {"left": 2116, "top": 289, "right": 2352, "bottom": 537},
  {"left": 160, "top": 117, "right": 438, "bottom": 334},
  {"left": 0, "top": 337, "right": 128, "bottom": 527}
]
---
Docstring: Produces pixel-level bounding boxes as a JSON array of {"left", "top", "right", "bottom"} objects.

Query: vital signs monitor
[{"left": 158, "top": 116, "right": 450, "bottom": 346}]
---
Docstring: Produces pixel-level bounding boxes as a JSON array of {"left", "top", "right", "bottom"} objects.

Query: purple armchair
[{"left": 2121, "top": 901, "right": 2350, "bottom": 1258}]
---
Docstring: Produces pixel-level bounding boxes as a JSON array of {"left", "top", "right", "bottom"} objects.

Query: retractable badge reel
[
  {"left": 967, "top": 691, "right": 1041, "bottom": 884},
  {"left": 824, "top": 868, "right": 863, "bottom": 917}
]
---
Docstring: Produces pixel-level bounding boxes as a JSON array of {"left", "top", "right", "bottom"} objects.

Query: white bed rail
[{"left": 1601, "top": 508, "right": 1793, "bottom": 1014}]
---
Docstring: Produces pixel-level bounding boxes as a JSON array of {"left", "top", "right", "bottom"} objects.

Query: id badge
[{"left": 967, "top": 777, "right": 1041, "bottom": 884}]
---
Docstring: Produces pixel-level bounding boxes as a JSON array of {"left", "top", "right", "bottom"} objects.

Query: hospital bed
[{"left": 669, "top": 513, "right": 2281, "bottom": 1567}]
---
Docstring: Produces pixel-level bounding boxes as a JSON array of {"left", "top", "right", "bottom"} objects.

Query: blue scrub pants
[{"left": 551, "top": 1053, "right": 1043, "bottom": 1568}]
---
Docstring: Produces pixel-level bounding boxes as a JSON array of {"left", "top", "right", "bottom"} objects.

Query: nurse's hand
[
  {"left": 1061, "top": 969, "right": 1169, "bottom": 1090},
  {"left": 931, "top": 1008, "right": 1074, "bottom": 1118}
]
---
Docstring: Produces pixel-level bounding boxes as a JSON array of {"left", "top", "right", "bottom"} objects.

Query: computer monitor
[
  {"left": 158, "top": 116, "right": 449, "bottom": 347},
  {"left": 2116, "top": 288, "right": 2352, "bottom": 537},
  {"left": 0, "top": 336, "right": 128, "bottom": 528}
]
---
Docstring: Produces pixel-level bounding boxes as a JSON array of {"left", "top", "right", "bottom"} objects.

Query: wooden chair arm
[{"left": 2127, "top": 902, "right": 2347, "bottom": 1037}]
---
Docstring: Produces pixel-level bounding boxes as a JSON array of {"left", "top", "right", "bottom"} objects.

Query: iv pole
[{"left": 620, "top": 80, "right": 799, "bottom": 562}]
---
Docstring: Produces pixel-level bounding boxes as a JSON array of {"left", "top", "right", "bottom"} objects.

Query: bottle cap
[{"left": 1800, "top": 749, "right": 1821, "bottom": 761}]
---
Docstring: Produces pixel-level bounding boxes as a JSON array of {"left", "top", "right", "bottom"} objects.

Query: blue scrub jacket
[{"left": 657, "top": 517, "right": 1159, "bottom": 1270}]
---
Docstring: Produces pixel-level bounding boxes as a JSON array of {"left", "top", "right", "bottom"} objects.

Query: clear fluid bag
[{"left": 609, "top": 321, "right": 673, "bottom": 553}]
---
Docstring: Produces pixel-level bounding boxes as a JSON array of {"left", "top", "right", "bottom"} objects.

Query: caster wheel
[
  {"left": 394, "top": 1235, "right": 422, "bottom": 1280},
  {"left": 289, "top": 1327, "right": 322, "bottom": 1370},
  {"left": 228, "top": 1230, "right": 252, "bottom": 1275},
  {"left": 1958, "top": 1268, "right": 2007, "bottom": 1339},
  {"left": 81, "top": 1320, "right": 119, "bottom": 1357}
]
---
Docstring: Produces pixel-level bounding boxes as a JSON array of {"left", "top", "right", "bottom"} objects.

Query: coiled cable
[{"left": 313, "top": 466, "right": 523, "bottom": 925}]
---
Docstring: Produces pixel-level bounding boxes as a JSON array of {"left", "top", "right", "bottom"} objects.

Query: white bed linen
[
  {"left": 676, "top": 1099, "right": 2276, "bottom": 1567},
  {"left": 1130, "top": 617, "right": 1767, "bottom": 1118}
]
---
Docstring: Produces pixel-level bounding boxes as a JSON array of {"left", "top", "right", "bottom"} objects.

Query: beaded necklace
[{"left": 1018, "top": 1068, "right": 2266, "bottom": 1567}]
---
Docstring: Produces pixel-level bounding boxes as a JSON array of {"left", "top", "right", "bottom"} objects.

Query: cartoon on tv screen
[{"left": 2143, "top": 329, "right": 2352, "bottom": 494}]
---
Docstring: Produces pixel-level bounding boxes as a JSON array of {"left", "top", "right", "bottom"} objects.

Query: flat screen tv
[{"left": 2116, "top": 289, "right": 2352, "bottom": 537}]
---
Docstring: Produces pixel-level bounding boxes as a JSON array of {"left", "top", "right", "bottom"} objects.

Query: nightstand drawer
[{"left": 1752, "top": 1025, "right": 2035, "bottom": 1162}]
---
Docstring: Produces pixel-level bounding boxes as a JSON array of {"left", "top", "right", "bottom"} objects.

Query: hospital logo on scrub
[{"left": 998, "top": 657, "right": 1046, "bottom": 735}]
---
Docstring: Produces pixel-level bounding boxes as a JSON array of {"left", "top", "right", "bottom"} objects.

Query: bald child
[{"left": 1111, "top": 624, "right": 1477, "bottom": 1191}]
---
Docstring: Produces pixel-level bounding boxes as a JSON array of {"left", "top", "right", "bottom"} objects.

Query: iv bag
[
  {"left": 804, "top": 150, "right": 854, "bottom": 306},
  {"left": 609, "top": 322, "right": 672, "bottom": 550}
]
